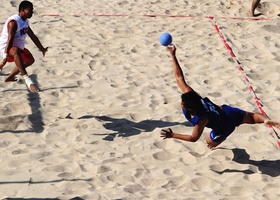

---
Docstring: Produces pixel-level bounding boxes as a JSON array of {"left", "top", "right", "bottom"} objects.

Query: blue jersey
[
  {"left": 183, "top": 97, "right": 225, "bottom": 130},
  {"left": 183, "top": 97, "right": 245, "bottom": 141}
]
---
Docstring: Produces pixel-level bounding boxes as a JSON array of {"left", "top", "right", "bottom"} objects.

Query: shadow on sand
[
  {"left": 212, "top": 148, "right": 280, "bottom": 177},
  {"left": 76, "top": 114, "right": 191, "bottom": 141},
  {"left": 0, "top": 74, "right": 77, "bottom": 134}
]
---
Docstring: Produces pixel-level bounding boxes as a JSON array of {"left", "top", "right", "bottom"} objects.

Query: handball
[{"left": 159, "top": 32, "right": 172, "bottom": 46}]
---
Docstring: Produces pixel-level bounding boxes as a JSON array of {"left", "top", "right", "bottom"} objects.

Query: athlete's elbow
[{"left": 190, "top": 136, "right": 200, "bottom": 142}]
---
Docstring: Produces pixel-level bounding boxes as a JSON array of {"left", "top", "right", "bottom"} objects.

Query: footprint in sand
[
  {"left": 262, "top": 24, "right": 280, "bottom": 34},
  {"left": 97, "top": 165, "right": 112, "bottom": 173},
  {"left": 58, "top": 172, "right": 74, "bottom": 179},
  {"left": 124, "top": 184, "right": 144, "bottom": 194},
  {"left": 209, "top": 164, "right": 226, "bottom": 173},
  {"left": 10, "top": 1, "right": 17, "bottom": 7},
  {"left": 134, "top": 168, "right": 145, "bottom": 178},
  {"left": 163, "top": 168, "right": 184, "bottom": 177},
  {"left": 191, "top": 176, "right": 213, "bottom": 189},
  {"left": 152, "top": 151, "right": 177, "bottom": 161},
  {"left": 257, "top": 2, "right": 280, "bottom": 17}
]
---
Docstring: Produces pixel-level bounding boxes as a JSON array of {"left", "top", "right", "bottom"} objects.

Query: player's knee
[
  {"left": 206, "top": 133, "right": 223, "bottom": 148},
  {"left": 206, "top": 135, "right": 212, "bottom": 144},
  {"left": 206, "top": 135, "right": 214, "bottom": 145},
  {"left": 206, "top": 139, "right": 222, "bottom": 149}
]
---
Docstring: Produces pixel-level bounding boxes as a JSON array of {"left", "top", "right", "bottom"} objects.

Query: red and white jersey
[{"left": 0, "top": 14, "right": 29, "bottom": 56}]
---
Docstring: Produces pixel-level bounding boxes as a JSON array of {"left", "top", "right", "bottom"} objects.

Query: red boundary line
[
  {"left": 209, "top": 16, "right": 280, "bottom": 149},
  {"left": 39, "top": 13, "right": 280, "bottom": 21}
]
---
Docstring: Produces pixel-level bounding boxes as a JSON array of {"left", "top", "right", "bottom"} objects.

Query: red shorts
[{"left": 7, "top": 48, "right": 34, "bottom": 64}]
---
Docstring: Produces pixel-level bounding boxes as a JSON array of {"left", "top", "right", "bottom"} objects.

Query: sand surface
[{"left": 1, "top": 0, "right": 280, "bottom": 199}]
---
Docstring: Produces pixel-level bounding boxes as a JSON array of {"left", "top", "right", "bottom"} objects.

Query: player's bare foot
[
  {"left": 29, "top": 83, "right": 40, "bottom": 93},
  {"left": 5, "top": 75, "right": 17, "bottom": 82},
  {"left": 0, "top": 60, "right": 7, "bottom": 70}
]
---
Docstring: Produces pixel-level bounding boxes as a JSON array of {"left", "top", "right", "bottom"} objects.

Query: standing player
[{"left": 0, "top": 1, "right": 48, "bottom": 92}]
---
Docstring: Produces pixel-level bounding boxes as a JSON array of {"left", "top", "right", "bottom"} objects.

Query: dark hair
[
  {"left": 19, "top": 1, "right": 33, "bottom": 12},
  {"left": 181, "top": 91, "right": 203, "bottom": 111}
]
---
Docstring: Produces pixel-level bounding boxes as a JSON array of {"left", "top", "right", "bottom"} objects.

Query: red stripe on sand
[{"left": 209, "top": 16, "right": 280, "bottom": 148}]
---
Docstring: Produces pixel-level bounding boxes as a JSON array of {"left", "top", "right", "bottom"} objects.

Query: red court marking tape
[
  {"left": 209, "top": 16, "right": 280, "bottom": 148},
  {"left": 39, "top": 13, "right": 280, "bottom": 21}
]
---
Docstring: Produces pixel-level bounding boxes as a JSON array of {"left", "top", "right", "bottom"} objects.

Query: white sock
[{"left": 23, "top": 74, "right": 34, "bottom": 89}]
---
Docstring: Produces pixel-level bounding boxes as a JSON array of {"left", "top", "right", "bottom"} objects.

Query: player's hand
[
  {"left": 161, "top": 128, "right": 173, "bottom": 139},
  {"left": 41, "top": 47, "right": 48, "bottom": 57},
  {"left": 0, "top": 58, "right": 7, "bottom": 71},
  {"left": 167, "top": 44, "right": 176, "bottom": 56}
]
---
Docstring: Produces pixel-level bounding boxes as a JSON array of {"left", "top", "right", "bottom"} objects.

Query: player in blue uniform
[{"left": 160, "top": 45, "right": 280, "bottom": 149}]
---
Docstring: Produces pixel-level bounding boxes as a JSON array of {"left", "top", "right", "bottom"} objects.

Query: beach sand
[{"left": 0, "top": 0, "right": 280, "bottom": 199}]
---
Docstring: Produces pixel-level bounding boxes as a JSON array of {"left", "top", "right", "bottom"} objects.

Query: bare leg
[
  {"left": 242, "top": 111, "right": 280, "bottom": 130},
  {"left": 242, "top": 111, "right": 267, "bottom": 124},
  {"left": 250, "top": 0, "right": 261, "bottom": 17},
  {"left": 206, "top": 111, "right": 280, "bottom": 149},
  {"left": 5, "top": 47, "right": 34, "bottom": 82}
]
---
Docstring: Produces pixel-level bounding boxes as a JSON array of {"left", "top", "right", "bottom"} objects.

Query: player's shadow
[
  {"left": 0, "top": 74, "right": 77, "bottom": 134},
  {"left": 212, "top": 148, "right": 280, "bottom": 177},
  {"left": 253, "top": 13, "right": 263, "bottom": 17},
  {"left": 0, "top": 75, "right": 43, "bottom": 133},
  {"left": 77, "top": 115, "right": 191, "bottom": 141}
]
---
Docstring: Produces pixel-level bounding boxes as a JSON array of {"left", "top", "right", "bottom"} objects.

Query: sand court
[{"left": 1, "top": 0, "right": 280, "bottom": 199}]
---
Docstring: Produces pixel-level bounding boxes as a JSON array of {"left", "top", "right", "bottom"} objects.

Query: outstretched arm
[
  {"left": 28, "top": 27, "right": 48, "bottom": 56},
  {"left": 168, "top": 45, "right": 193, "bottom": 93},
  {"left": 161, "top": 115, "right": 209, "bottom": 142}
]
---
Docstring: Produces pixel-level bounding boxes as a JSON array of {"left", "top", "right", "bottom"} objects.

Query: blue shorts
[{"left": 210, "top": 105, "right": 245, "bottom": 142}]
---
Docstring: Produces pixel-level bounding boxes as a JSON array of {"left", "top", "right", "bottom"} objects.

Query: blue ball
[{"left": 159, "top": 32, "right": 172, "bottom": 46}]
